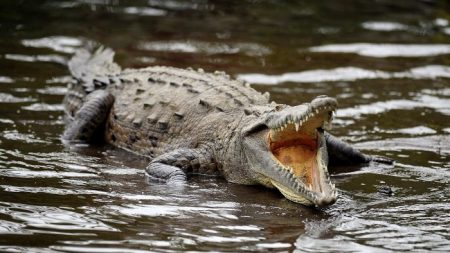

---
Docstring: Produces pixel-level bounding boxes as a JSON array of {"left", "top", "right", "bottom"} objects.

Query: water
[{"left": 0, "top": 0, "right": 449, "bottom": 252}]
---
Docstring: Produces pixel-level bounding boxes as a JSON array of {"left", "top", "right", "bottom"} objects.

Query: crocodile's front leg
[
  {"left": 146, "top": 148, "right": 215, "bottom": 184},
  {"left": 325, "top": 132, "right": 393, "bottom": 166},
  {"left": 63, "top": 90, "right": 114, "bottom": 143}
]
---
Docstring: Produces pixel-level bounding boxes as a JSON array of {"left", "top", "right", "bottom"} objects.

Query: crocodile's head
[{"left": 242, "top": 96, "right": 338, "bottom": 207}]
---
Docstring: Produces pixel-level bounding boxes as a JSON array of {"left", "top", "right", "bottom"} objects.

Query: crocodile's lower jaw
[{"left": 270, "top": 180, "right": 314, "bottom": 205}]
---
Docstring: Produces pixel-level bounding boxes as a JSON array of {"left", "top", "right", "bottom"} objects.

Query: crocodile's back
[{"left": 104, "top": 66, "right": 269, "bottom": 157}]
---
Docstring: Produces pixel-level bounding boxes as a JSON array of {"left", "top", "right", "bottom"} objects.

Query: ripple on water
[
  {"left": 337, "top": 93, "right": 450, "bottom": 118},
  {"left": 4, "top": 54, "right": 67, "bottom": 65},
  {"left": 49, "top": 246, "right": 157, "bottom": 253},
  {"left": 182, "top": 234, "right": 264, "bottom": 243},
  {"left": 308, "top": 43, "right": 450, "bottom": 57},
  {"left": 256, "top": 242, "right": 292, "bottom": 250},
  {"left": 0, "top": 220, "right": 29, "bottom": 235},
  {"left": 0, "top": 118, "right": 14, "bottom": 124},
  {"left": 0, "top": 169, "right": 99, "bottom": 179},
  {"left": 238, "top": 65, "right": 450, "bottom": 85},
  {"left": 295, "top": 234, "right": 388, "bottom": 253},
  {"left": 0, "top": 150, "right": 105, "bottom": 180},
  {"left": 355, "top": 135, "right": 450, "bottom": 155},
  {"left": 361, "top": 21, "right": 409, "bottom": 31},
  {"left": 138, "top": 41, "right": 271, "bottom": 56},
  {"left": 123, "top": 7, "right": 167, "bottom": 16},
  {"left": 0, "top": 93, "right": 35, "bottom": 103},
  {"left": 100, "top": 167, "right": 143, "bottom": 175},
  {"left": 22, "top": 151, "right": 100, "bottom": 169},
  {"left": 120, "top": 194, "right": 167, "bottom": 201},
  {"left": 21, "top": 103, "right": 64, "bottom": 111},
  {"left": 107, "top": 204, "right": 238, "bottom": 220},
  {"left": 0, "top": 76, "right": 14, "bottom": 83},
  {"left": 1, "top": 130, "right": 49, "bottom": 144},
  {"left": 444, "top": 28, "right": 450, "bottom": 35},
  {"left": 383, "top": 126, "right": 437, "bottom": 135},
  {"left": 0, "top": 186, "right": 110, "bottom": 196},
  {"left": 215, "top": 225, "right": 261, "bottom": 231},
  {"left": 36, "top": 86, "right": 68, "bottom": 95},
  {"left": 0, "top": 202, "right": 119, "bottom": 233},
  {"left": 21, "top": 36, "right": 82, "bottom": 54},
  {"left": 147, "top": 0, "right": 207, "bottom": 10},
  {"left": 296, "top": 202, "right": 450, "bottom": 252},
  {"left": 334, "top": 211, "right": 450, "bottom": 251}
]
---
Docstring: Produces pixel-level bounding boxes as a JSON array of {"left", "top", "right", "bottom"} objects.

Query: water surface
[{"left": 0, "top": 0, "right": 449, "bottom": 252}]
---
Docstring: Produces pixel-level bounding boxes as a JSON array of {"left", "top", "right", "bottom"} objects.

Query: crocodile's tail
[
  {"left": 64, "top": 46, "right": 121, "bottom": 119},
  {"left": 68, "top": 45, "right": 121, "bottom": 83}
]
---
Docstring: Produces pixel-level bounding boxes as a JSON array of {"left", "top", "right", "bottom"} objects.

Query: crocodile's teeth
[
  {"left": 288, "top": 166, "right": 294, "bottom": 174},
  {"left": 295, "top": 122, "right": 300, "bottom": 132}
]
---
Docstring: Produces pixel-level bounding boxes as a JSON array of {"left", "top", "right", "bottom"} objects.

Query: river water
[{"left": 0, "top": 1, "right": 449, "bottom": 252}]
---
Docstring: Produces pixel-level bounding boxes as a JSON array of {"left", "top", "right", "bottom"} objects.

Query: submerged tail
[{"left": 68, "top": 46, "right": 121, "bottom": 83}]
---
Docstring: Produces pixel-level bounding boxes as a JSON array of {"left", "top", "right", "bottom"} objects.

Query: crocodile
[{"left": 63, "top": 47, "right": 393, "bottom": 207}]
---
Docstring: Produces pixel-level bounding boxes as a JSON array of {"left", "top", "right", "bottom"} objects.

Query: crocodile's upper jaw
[{"left": 243, "top": 96, "right": 338, "bottom": 207}]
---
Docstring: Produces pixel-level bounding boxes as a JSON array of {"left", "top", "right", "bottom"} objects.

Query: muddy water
[{"left": 0, "top": 1, "right": 449, "bottom": 252}]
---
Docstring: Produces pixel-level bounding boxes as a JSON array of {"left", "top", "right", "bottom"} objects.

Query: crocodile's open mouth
[{"left": 267, "top": 104, "right": 337, "bottom": 206}]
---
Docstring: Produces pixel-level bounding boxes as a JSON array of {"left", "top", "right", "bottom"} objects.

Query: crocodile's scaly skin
[
  {"left": 65, "top": 58, "right": 270, "bottom": 179},
  {"left": 106, "top": 66, "right": 267, "bottom": 154}
]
